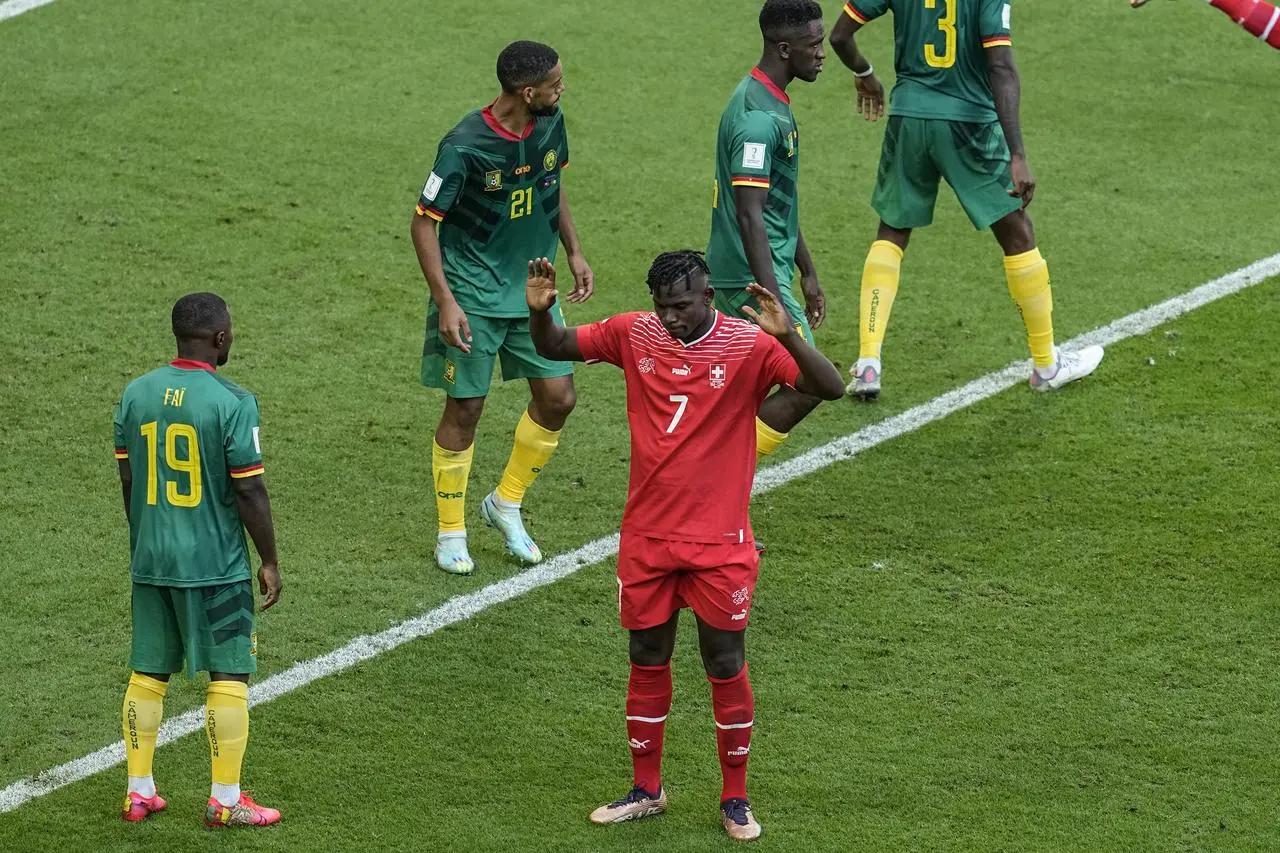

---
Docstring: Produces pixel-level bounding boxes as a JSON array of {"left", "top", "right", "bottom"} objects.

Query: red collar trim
[
  {"left": 750, "top": 67, "right": 790, "bottom": 104},
  {"left": 170, "top": 358, "right": 216, "bottom": 372},
  {"left": 482, "top": 103, "right": 534, "bottom": 141}
]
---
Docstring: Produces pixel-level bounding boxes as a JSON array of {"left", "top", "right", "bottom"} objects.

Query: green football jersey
[
  {"left": 416, "top": 104, "right": 570, "bottom": 318},
  {"left": 113, "top": 360, "right": 263, "bottom": 587},
  {"left": 706, "top": 68, "right": 801, "bottom": 290},
  {"left": 844, "top": 0, "right": 1013, "bottom": 122}
]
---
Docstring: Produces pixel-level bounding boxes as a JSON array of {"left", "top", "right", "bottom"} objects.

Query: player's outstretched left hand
[
  {"left": 527, "top": 258, "right": 558, "bottom": 311},
  {"left": 566, "top": 253, "right": 595, "bottom": 303},
  {"left": 742, "top": 283, "right": 794, "bottom": 339}
]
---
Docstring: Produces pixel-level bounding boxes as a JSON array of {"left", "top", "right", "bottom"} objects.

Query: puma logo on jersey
[{"left": 671, "top": 364, "right": 691, "bottom": 376}]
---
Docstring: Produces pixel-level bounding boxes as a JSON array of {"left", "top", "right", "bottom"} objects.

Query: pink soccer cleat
[{"left": 204, "top": 792, "right": 281, "bottom": 828}]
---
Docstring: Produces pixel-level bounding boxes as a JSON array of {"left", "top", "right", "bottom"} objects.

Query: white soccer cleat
[
  {"left": 435, "top": 534, "right": 474, "bottom": 575},
  {"left": 1028, "top": 345, "right": 1105, "bottom": 392},
  {"left": 480, "top": 492, "right": 543, "bottom": 565},
  {"left": 846, "top": 358, "right": 882, "bottom": 401},
  {"left": 589, "top": 786, "right": 667, "bottom": 825}
]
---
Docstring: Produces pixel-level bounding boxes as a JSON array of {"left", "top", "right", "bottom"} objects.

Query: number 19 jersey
[
  {"left": 113, "top": 360, "right": 264, "bottom": 587},
  {"left": 577, "top": 312, "right": 800, "bottom": 545}
]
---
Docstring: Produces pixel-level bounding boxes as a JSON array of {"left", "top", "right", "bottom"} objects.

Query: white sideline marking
[
  {"left": 2, "top": 252, "right": 1278, "bottom": 814},
  {"left": 0, "top": 0, "right": 57, "bottom": 22}
]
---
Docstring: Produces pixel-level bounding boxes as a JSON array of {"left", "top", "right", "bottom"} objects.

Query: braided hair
[{"left": 646, "top": 250, "right": 711, "bottom": 294}]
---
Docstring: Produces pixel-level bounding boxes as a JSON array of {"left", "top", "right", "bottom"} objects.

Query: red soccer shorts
[{"left": 616, "top": 533, "right": 760, "bottom": 631}]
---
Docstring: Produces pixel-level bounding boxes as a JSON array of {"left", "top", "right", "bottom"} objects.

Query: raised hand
[
  {"left": 526, "top": 257, "right": 559, "bottom": 311},
  {"left": 741, "top": 283, "right": 795, "bottom": 339}
]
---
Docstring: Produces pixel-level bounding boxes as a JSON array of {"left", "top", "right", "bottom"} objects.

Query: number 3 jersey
[
  {"left": 415, "top": 104, "right": 570, "bottom": 319},
  {"left": 113, "top": 360, "right": 263, "bottom": 587},
  {"left": 577, "top": 311, "right": 800, "bottom": 545},
  {"left": 842, "top": 0, "right": 1013, "bottom": 123}
]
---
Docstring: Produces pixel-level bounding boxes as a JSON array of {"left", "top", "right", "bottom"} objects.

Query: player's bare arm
[
  {"left": 829, "top": 13, "right": 886, "bottom": 121},
  {"left": 231, "top": 475, "right": 282, "bottom": 610},
  {"left": 986, "top": 45, "right": 1035, "bottom": 208},
  {"left": 733, "top": 185, "right": 785, "bottom": 301},
  {"left": 794, "top": 230, "right": 824, "bottom": 329},
  {"left": 410, "top": 213, "right": 472, "bottom": 353},
  {"left": 558, "top": 186, "right": 595, "bottom": 304},
  {"left": 741, "top": 283, "right": 843, "bottom": 400},
  {"left": 117, "top": 458, "right": 132, "bottom": 523},
  {"left": 526, "top": 258, "right": 585, "bottom": 362}
]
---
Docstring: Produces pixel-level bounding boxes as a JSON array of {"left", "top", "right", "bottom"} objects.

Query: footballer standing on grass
[
  {"left": 526, "top": 251, "right": 844, "bottom": 842},
  {"left": 411, "top": 40, "right": 595, "bottom": 576},
  {"left": 113, "top": 293, "right": 283, "bottom": 828},
  {"left": 831, "top": 0, "right": 1104, "bottom": 399},
  {"left": 706, "top": 0, "right": 856, "bottom": 476}
]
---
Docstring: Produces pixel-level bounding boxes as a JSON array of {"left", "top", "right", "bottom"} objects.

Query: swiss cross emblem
[
  {"left": 710, "top": 363, "right": 727, "bottom": 389},
  {"left": 638, "top": 357, "right": 656, "bottom": 374},
  {"left": 731, "top": 586, "right": 750, "bottom": 606}
]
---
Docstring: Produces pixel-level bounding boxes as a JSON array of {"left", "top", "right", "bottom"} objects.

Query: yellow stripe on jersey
[
  {"left": 416, "top": 203, "right": 446, "bottom": 221},
  {"left": 229, "top": 464, "right": 265, "bottom": 479},
  {"left": 731, "top": 178, "right": 770, "bottom": 189},
  {"left": 114, "top": 449, "right": 129, "bottom": 459},
  {"left": 843, "top": 2, "right": 869, "bottom": 24},
  {"left": 982, "top": 37, "right": 1012, "bottom": 48}
]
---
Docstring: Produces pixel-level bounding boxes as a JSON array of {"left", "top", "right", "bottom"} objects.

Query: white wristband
[{"left": 854, "top": 64, "right": 875, "bottom": 78}]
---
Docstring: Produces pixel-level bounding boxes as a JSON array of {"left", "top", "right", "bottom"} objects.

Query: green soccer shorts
[
  {"left": 421, "top": 301, "right": 573, "bottom": 399},
  {"left": 872, "top": 115, "right": 1023, "bottom": 231},
  {"left": 129, "top": 581, "right": 257, "bottom": 677},
  {"left": 715, "top": 285, "right": 815, "bottom": 346}
]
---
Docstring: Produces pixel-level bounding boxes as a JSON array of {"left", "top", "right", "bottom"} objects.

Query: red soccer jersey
[{"left": 577, "top": 311, "right": 800, "bottom": 545}]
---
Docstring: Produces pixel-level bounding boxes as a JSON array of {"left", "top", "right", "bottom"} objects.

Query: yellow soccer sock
[
  {"left": 123, "top": 673, "right": 167, "bottom": 785},
  {"left": 495, "top": 410, "right": 560, "bottom": 506},
  {"left": 859, "top": 240, "right": 904, "bottom": 360},
  {"left": 433, "top": 440, "right": 474, "bottom": 534},
  {"left": 755, "top": 418, "right": 788, "bottom": 462},
  {"left": 1004, "top": 248, "right": 1056, "bottom": 368},
  {"left": 206, "top": 680, "right": 249, "bottom": 805}
]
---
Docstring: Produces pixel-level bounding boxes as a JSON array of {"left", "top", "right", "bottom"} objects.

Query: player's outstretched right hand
[
  {"left": 527, "top": 257, "right": 558, "bottom": 311},
  {"left": 741, "top": 283, "right": 793, "bottom": 339},
  {"left": 258, "top": 562, "right": 282, "bottom": 611}
]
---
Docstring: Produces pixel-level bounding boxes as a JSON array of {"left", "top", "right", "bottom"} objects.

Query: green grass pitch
[{"left": 1, "top": 0, "right": 1279, "bottom": 849}]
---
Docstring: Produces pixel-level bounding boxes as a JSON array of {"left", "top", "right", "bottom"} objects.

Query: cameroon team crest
[
  {"left": 484, "top": 170, "right": 503, "bottom": 191},
  {"left": 444, "top": 360, "right": 456, "bottom": 383},
  {"left": 543, "top": 149, "right": 558, "bottom": 171}
]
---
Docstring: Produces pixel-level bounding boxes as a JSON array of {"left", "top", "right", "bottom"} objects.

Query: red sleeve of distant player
[
  {"left": 754, "top": 331, "right": 801, "bottom": 394},
  {"left": 577, "top": 312, "right": 642, "bottom": 367}
]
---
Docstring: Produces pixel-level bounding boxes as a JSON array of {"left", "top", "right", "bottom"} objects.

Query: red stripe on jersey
[
  {"left": 482, "top": 103, "right": 534, "bottom": 141},
  {"left": 749, "top": 67, "right": 789, "bottom": 104},
  {"left": 843, "top": 1, "right": 869, "bottom": 24},
  {"left": 982, "top": 36, "right": 1012, "bottom": 47},
  {"left": 169, "top": 358, "right": 216, "bottom": 372}
]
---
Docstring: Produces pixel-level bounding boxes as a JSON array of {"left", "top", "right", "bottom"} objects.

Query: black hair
[
  {"left": 496, "top": 41, "right": 560, "bottom": 94},
  {"left": 759, "top": 0, "right": 823, "bottom": 41},
  {"left": 171, "top": 292, "right": 229, "bottom": 340},
  {"left": 646, "top": 250, "right": 711, "bottom": 294}
]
